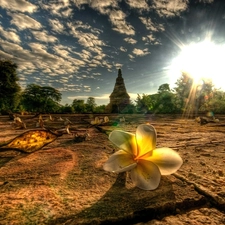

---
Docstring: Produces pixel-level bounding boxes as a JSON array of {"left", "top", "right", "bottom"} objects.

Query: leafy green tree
[
  {"left": 85, "top": 97, "right": 97, "bottom": 113},
  {"left": 60, "top": 104, "right": 74, "bottom": 113},
  {"left": 155, "top": 84, "right": 177, "bottom": 113},
  {"left": 120, "top": 101, "right": 137, "bottom": 114},
  {"left": 135, "top": 84, "right": 177, "bottom": 114},
  {"left": 195, "top": 79, "right": 214, "bottom": 114},
  {"left": 135, "top": 94, "right": 152, "bottom": 113},
  {"left": 21, "top": 84, "right": 62, "bottom": 113},
  {"left": 44, "top": 99, "right": 61, "bottom": 113},
  {"left": 202, "top": 89, "right": 225, "bottom": 114},
  {"left": 146, "top": 94, "right": 159, "bottom": 113},
  {"left": 72, "top": 99, "right": 86, "bottom": 113},
  {"left": 0, "top": 59, "right": 21, "bottom": 112},
  {"left": 173, "top": 72, "right": 193, "bottom": 114},
  {"left": 158, "top": 83, "right": 171, "bottom": 93},
  {"left": 95, "top": 104, "right": 106, "bottom": 113},
  {"left": 173, "top": 72, "right": 214, "bottom": 116},
  {"left": 135, "top": 93, "right": 159, "bottom": 113}
]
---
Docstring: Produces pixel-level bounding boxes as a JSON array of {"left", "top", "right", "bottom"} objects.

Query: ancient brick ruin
[{"left": 108, "top": 69, "right": 130, "bottom": 113}]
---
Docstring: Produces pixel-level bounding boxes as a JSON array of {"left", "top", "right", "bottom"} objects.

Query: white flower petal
[
  {"left": 136, "top": 124, "right": 156, "bottom": 157},
  {"left": 103, "top": 150, "right": 137, "bottom": 173},
  {"left": 130, "top": 159, "right": 161, "bottom": 190},
  {"left": 109, "top": 130, "right": 137, "bottom": 155},
  {"left": 149, "top": 147, "right": 183, "bottom": 175}
]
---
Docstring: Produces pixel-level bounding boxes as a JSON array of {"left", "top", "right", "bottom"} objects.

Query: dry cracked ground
[{"left": 0, "top": 113, "right": 224, "bottom": 225}]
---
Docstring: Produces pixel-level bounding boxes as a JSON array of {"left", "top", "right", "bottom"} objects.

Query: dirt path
[{"left": 0, "top": 114, "right": 224, "bottom": 224}]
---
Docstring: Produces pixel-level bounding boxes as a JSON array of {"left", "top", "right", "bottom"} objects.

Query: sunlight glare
[{"left": 169, "top": 41, "right": 225, "bottom": 89}]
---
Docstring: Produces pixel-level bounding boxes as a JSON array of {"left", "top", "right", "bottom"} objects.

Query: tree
[
  {"left": 0, "top": 59, "right": 21, "bottom": 112},
  {"left": 155, "top": 84, "right": 177, "bottom": 113},
  {"left": 156, "top": 93, "right": 176, "bottom": 113},
  {"left": 135, "top": 93, "right": 158, "bottom": 113},
  {"left": 60, "top": 104, "right": 74, "bottom": 113},
  {"left": 201, "top": 89, "right": 225, "bottom": 114},
  {"left": 135, "top": 94, "right": 151, "bottom": 113},
  {"left": 120, "top": 101, "right": 137, "bottom": 114},
  {"left": 135, "top": 84, "right": 177, "bottom": 114},
  {"left": 72, "top": 99, "right": 86, "bottom": 113},
  {"left": 195, "top": 79, "right": 214, "bottom": 114},
  {"left": 173, "top": 72, "right": 214, "bottom": 117},
  {"left": 173, "top": 72, "right": 193, "bottom": 114},
  {"left": 85, "top": 97, "right": 97, "bottom": 113},
  {"left": 21, "top": 84, "right": 62, "bottom": 113},
  {"left": 95, "top": 104, "right": 106, "bottom": 113},
  {"left": 158, "top": 83, "right": 171, "bottom": 93}
]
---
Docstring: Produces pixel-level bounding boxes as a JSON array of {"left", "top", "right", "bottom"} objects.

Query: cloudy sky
[{"left": 1, "top": 0, "right": 225, "bottom": 105}]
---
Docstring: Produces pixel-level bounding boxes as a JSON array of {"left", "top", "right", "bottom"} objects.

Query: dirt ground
[{"left": 0, "top": 113, "right": 224, "bottom": 225}]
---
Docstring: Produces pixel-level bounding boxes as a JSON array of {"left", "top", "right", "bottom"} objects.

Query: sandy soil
[{"left": 0, "top": 113, "right": 224, "bottom": 225}]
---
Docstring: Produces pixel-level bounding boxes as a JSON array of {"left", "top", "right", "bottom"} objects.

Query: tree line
[{"left": 1, "top": 59, "right": 225, "bottom": 116}]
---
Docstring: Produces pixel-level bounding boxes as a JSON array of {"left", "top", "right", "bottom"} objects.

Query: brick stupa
[{"left": 108, "top": 69, "right": 130, "bottom": 113}]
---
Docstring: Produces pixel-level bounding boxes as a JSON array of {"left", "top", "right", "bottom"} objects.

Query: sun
[{"left": 169, "top": 40, "right": 225, "bottom": 89}]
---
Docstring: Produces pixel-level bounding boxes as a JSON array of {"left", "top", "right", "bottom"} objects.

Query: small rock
[
  {"left": 200, "top": 161, "right": 206, "bottom": 166},
  {"left": 218, "top": 169, "right": 224, "bottom": 177}
]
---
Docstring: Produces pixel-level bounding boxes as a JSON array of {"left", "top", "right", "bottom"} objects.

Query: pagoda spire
[
  {"left": 118, "top": 68, "right": 122, "bottom": 78},
  {"left": 108, "top": 69, "right": 130, "bottom": 113}
]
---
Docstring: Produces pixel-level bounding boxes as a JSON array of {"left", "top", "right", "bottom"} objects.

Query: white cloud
[
  {"left": 40, "top": 1, "right": 71, "bottom": 17},
  {"left": 114, "top": 63, "right": 123, "bottom": 69},
  {"left": 142, "top": 34, "right": 161, "bottom": 45},
  {"left": 81, "top": 49, "right": 93, "bottom": 59},
  {"left": 42, "top": 68, "right": 52, "bottom": 73},
  {"left": 17, "top": 61, "right": 36, "bottom": 72},
  {"left": 31, "top": 30, "right": 58, "bottom": 43},
  {"left": 71, "top": 0, "right": 88, "bottom": 8},
  {"left": 0, "top": 39, "right": 84, "bottom": 79},
  {"left": 0, "top": 27, "right": 21, "bottom": 43},
  {"left": 109, "top": 9, "right": 135, "bottom": 35},
  {"left": 139, "top": 17, "right": 164, "bottom": 45},
  {"left": 66, "top": 21, "right": 111, "bottom": 69},
  {"left": 93, "top": 72, "right": 101, "bottom": 76},
  {"left": 27, "top": 43, "right": 75, "bottom": 72},
  {"left": 120, "top": 46, "right": 127, "bottom": 52},
  {"left": 61, "top": 7, "right": 73, "bottom": 17},
  {"left": 84, "top": 85, "right": 91, "bottom": 92},
  {"left": 132, "top": 48, "right": 150, "bottom": 56},
  {"left": 91, "top": 59, "right": 102, "bottom": 66},
  {"left": 89, "top": 0, "right": 120, "bottom": 14},
  {"left": 146, "top": 34, "right": 156, "bottom": 42},
  {"left": 53, "top": 45, "right": 71, "bottom": 58},
  {"left": 152, "top": 0, "right": 188, "bottom": 17},
  {"left": 124, "top": 37, "right": 137, "bottom": 44},
  {"left": 139, "top": 17, "right": 164, "bottom": 32},
  {"left": 0, "top": 49, "right": 14, "bottom": 59},
  {"left": 94, "top": 53, "right": 106, "bottom": 60},
  {"left": 1, "top": 39, "right": 24, "bottom": 53},
  {"left": 128, "top": 54, "right": 135, "bottom": 59},
  {"left": 7, "top": 12, "right": 42, "bottom": 30},
  {"left": 48, "top": 19, "right": 65, "bottom": 34},
  {"left": 0, "top": 0, "right": 38, "bottom": 13},
  {"left": 102, "top": 60, "right": 112, "bottom": 69},
  {"left": 125, "top": 0, "right": 149, "bottom": 11},
  {"left": 67, "top": 22, "right": 106, "bottom": 48},
  {"left": 73, "top": 0, "right": 135, "bottom": 36}
]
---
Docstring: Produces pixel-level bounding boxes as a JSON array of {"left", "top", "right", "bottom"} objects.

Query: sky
[{"left": 0, "top": 0, "right": 225, "bottom": 105}]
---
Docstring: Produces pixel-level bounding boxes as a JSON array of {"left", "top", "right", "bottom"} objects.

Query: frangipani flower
[
  {"left": 103, "top": 124, "right": 183, "bottom": 190},
  {"left": 91, "top": 117, "right": 100, "bottom": 125}
]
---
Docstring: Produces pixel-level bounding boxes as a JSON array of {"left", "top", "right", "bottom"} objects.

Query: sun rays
[{"left": 167, "top": 37, "right": 225, "bottom": 118}]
